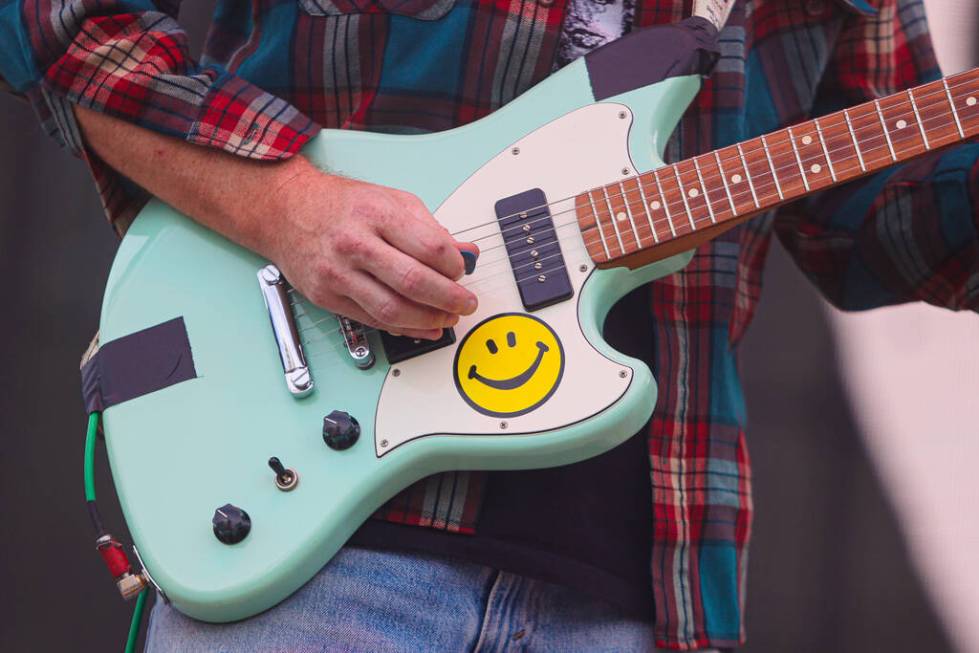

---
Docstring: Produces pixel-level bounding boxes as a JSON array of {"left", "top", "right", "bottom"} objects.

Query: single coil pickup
[{"left": 493, "top": 188, "right": 573, "bottom": 312}]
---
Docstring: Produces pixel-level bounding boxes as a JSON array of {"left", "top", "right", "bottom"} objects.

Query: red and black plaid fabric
[{"left": 2, "top": 0, "right": 976, "bottom": 648}]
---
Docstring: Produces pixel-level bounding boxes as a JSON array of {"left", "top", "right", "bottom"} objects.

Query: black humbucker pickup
[
  {"left": 493, "top": 188, "right": 573, "bottom": 312},
  {"left": 380, "top": 328, "right": 456, "bottom": 364}
]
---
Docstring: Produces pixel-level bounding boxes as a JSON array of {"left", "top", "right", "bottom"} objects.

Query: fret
[
  {"left": 873, "top": 100, "right": 897, "bottom": 161},
  {"left": 759, "top": 135, "right": 784, "bottom": 200},
  {"left": 586, "top": 191, "right": 612, "bottom": 259},
  {"left": 791, "top": 123, "right": 834, "bottom": 190},
  {"left": 652, "top": 169, "right": 678, "bottom": 238},
  {"left": 907, "top": 88, "right": 930, "bottom": 149},
  {"left": 876, "top": 93, "right": 925, "bottom": 158},
  {"left": 820, "top": 113, "right": 863, "bottom": 176},
  {"left": 600, "top": 186, "right": 627, "bottom": 253},
  {"left": 621, "top": 177, "right": 653, "bottom": 246},
  {"left": 942, "top": 79, "right": 965, "bottom": 139},
  {"left": 717, "top": 146, "right": 757, "bottom": 215},
  {"left": 951, "top": 73, "right": 979, "bottom": 136},
  {"left": 713, "top": 151, "right": 738, "bottom": 216},
  {"left": 786, "top": 127, "right": 810, "bottom": 192},
  {"left": 692, "top": 157, "right": 717, "bottom": 224},
  {"left": 634, "top": 175, "right": 660, "bottom": 243},
  {"left": 813, "top": 117, "right": 838, "bottom": 182},
  {"left": 616, "top": 181, "right": 642, "bottom": 247},
  {"left": 842, "top": 109, "right": 867, "bottom": 171},
  {"left": 671, "top": 165, "right": 697, "bottom": 231},
  {"left": 851, "top": 102, "right": 894, "bottom": 168},
  {"left": 735, "top": 143, "right": 761, "bottom": 207}
]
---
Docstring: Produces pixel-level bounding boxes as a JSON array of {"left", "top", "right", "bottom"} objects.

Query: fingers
[
  {"left": 344, "top": 270, "right": 457, "bottom": 334},
  {"left": 367, "top": 243, "right": 477, "bottom": 317},
  {"left": 382, "top": 195, "right": 473, "bottom": 281},
  {"left": 329, "top": 296, "right": 443, "bottom": 341}
]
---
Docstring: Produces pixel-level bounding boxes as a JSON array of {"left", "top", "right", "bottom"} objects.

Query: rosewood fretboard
[{"left": 576, "top": 68, "right": 979, "bottom": 268}]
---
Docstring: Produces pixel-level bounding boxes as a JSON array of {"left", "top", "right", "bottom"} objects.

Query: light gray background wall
[{"left": 0, "top": 2, "right": 961, "bottom": 651}]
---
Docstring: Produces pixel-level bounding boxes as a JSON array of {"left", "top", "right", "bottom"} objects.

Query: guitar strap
[{"left": 80, "top": 317, "right": 198, "bottom": 413}]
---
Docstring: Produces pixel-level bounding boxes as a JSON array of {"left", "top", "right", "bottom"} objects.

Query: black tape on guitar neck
[{"left": 81, "top": 317, "right": 198, "bottom": 413}]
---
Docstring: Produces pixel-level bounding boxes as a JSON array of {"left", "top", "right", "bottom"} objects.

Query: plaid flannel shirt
[{"left": 2, "top": 0, "right": 977, "bottom": 648}]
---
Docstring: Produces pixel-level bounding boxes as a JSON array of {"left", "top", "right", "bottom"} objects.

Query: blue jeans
[{"left": 146, "top": 546, "right": 675, "bottom": 652}]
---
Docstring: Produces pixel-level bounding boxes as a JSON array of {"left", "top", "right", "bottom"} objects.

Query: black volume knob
[
  {"left": 322, "top": 410, "right": 360, "bottom": 450},
  {"left": 212, "top": 504, "right": 251, "bottom": 545}
]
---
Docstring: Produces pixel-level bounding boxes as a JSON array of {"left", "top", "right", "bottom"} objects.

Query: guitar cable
[{"left": 84, "top": 411, "right": 150, "bottom": 653}]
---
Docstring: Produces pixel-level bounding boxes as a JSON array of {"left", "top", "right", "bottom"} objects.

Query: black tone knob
[
  {"left": 212, "top": 503, "right": 251, "bottom": 545},
  {"left": 322, "top": 410, "right": 360, "bottom": 450}
]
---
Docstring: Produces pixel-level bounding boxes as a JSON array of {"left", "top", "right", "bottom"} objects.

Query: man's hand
[
  {"left": 74, "top": 106, "right": 478, "bottom": 340},
  {"left": 269, "top": 169, "right": 478, "bottom": 340}
]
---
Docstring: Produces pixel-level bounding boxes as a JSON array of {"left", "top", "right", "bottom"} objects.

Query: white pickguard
[{"left": 375, "top": 103, "right": 638, "bottom": 456}]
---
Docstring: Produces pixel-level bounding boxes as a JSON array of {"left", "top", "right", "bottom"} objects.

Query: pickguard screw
[
  {"left": 512, "top": 147, "right": 520, "bottom": 155},
  {"left": 619, "top": 370, "right": 628, "bottom": 378},
  {"left": 392, "top": 368, "right": 401, "bottom": 377},
  {"left": 618, "top": 111, "right": 627, "bottom": 119},
  {"left": 381, "top": 439, "right": 389, "bottom": 447},
  {"left": 621, "top": 167, "right": 630, "bottom": 176},
  {"left": 500, "top": 421, "right": 508, "bottom": 430},
  {"left": 579, "top": 264, "right": 588, "bottom": 273}
]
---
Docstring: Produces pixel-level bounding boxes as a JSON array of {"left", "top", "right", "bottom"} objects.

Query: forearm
[
  {"left": 74, "top": 106, "right": 478, "bottom": 339},
  {"left": 74, "top": 105, "right": 309, "bottom": 261}
]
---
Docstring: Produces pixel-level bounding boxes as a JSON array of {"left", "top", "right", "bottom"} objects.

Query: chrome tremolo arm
[{"left": 258, "top": 265, "right": 314, "bottom": 397}]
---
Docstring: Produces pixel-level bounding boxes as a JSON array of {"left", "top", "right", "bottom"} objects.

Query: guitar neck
[{"left": 577, "top": 67, "right": 979, "bottom": 269}]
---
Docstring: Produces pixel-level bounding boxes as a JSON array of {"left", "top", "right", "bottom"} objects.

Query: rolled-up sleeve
[
  {"left": 775, "top": 0, "right": 979, "bottom": 312},
  {"left": 0, "top": 1, "right": 319, "bottom": 230}
]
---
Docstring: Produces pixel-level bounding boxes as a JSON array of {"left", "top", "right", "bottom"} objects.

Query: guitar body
[{"left": 98, "top": 58, "right": 701, "bottom": 621}]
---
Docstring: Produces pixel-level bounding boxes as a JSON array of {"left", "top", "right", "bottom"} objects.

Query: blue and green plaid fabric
[{"left": 1, "top": 0, "right": 976, "bottom": 648}]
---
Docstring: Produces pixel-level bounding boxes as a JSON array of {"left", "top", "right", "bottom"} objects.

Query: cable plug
[{"left": 96, "top": 534, "right": 147, "bottom": 601}]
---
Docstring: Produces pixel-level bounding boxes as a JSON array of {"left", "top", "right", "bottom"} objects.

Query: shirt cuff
[{"left": 26, "top": 12, "right": 320, "bottom": 230}]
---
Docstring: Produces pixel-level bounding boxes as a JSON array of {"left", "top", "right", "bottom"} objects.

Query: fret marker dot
[
  {"left": 688, "top": 188, "right": 699, "bottom": 198},
  {"left": 615, "top": 211, "right": 627, "bottom": 222},
  {"left": 650, "top": 200, "right": 661, "bottom": 210},
  {"left": 968, "top": 97, "right": 977, "bottom": 107},
  {"left": 896, "top": 119, "right": 907, "bottom": 129},
  {"left": 731, "top": 174, "right": 743, "bottom": 184},
  {"left": 810, "top": 163, "right": 821, "bottom": 173},
  {"left": 801, "top": 135, "right": 813, "bottom": 145}
]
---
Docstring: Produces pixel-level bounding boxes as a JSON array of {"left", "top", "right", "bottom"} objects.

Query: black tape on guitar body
[{"left": 81, "top": 317, "right": 198, "bottom": 413}]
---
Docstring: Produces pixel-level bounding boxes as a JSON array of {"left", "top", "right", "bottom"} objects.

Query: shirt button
[
  {"left": 804, "top": 0, "right": 825, "bottom": 15},
  {"left": 537, "top": 0, "right": 554, "bottom": 6}
]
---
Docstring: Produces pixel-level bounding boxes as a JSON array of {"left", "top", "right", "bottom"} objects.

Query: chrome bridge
[{"left": 258, "top": 265, "right": 314, "bottom": 397}]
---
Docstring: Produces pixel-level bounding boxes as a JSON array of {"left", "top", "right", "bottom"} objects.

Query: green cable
[
  {"left": 86, "top": 412, "right": 148, "bottom": 650},
  {"left": 125, "top": 589, "right": 148, "bottom": 653},
  {"left": 84, "top": 411, "right": 100, "bottom": 502}
]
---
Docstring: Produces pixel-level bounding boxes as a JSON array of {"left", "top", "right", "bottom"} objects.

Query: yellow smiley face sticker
[{"left": 453, "top": 313, "right": 564, "bottom": 417}]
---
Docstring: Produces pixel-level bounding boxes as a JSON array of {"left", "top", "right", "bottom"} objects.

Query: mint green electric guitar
[{"left": 91, "top": 19, "right": 979, "bottom": 622}]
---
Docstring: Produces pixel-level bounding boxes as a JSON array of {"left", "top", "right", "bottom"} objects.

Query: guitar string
[
  {"left": 293, "top": 94, "right": 971, "bottom": 312},
  {"left": 446, "top": 73, "right": 979, "bottom": 241},
  {"left": 463, "top": 87, "right": 979, "bottom": 254},
  {"left": 285, "top": 80, "right": 978, "bottom": 304},
  {"left": 459, "top": 106, "right": 972, "bottom": 276},
  {"left": 298, "top": 109, "right": 975, "bottom": 356},
  {"left": 296, "top": 101, "right": 977, "bottom": 355}
]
